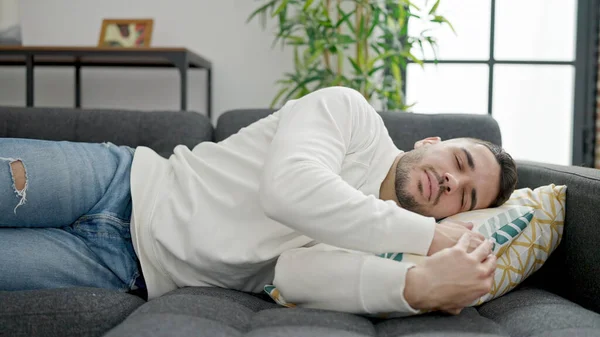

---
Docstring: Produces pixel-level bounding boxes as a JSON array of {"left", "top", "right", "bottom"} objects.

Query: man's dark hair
[{"left": 465, "top": 138, "right": 518, "bottom": 207}]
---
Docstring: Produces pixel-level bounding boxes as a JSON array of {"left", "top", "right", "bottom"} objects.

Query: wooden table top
[
  {"left": 0, "top": 46, "right": 189, "bottom": 52},
  {"left": 0, "top": 46, "right": 212, "bottom": 68}
]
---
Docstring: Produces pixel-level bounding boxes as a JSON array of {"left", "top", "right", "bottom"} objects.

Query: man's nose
[{"left": 442, "top": 172, "right": 460, "bottom": 194}]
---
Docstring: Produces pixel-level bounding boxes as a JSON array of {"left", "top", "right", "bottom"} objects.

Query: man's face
[{"left": 394, "top": 137, "right": 501, "bottom": 220}]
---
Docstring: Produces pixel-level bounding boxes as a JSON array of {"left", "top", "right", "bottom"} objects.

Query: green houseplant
[{"left": 248, "top": 0, "right": 454, "bottom": 111}]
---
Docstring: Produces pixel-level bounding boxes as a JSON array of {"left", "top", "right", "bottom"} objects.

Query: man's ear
[{"left": 414, "top": 136, "right": 441, "bottom": 149}]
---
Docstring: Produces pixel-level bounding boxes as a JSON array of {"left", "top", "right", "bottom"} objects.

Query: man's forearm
[{"left": 272, "top": 244, "right": 421, "bottom": 315}]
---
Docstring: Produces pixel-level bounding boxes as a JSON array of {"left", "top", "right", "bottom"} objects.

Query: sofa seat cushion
[
  {"left": 0, "top": 287, "right": 146, "bottom": 337},
  {"left": 478, "top": 287, "right": 600, "bottom": 337},
  {"left": 105, "top": 287, "right": 517, "bottom": 337}
]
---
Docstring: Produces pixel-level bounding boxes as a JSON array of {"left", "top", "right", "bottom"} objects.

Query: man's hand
[
  {"left": 405, "top": 233, "right": 497, "bottom": 313},
  {"left": 427, "top": 220, "right": 485, "bottom": 256}
]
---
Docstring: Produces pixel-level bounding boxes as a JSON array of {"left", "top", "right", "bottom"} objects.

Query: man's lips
[
  {"left": 427, "top": 170, "right": 432, "bottom": 201},
  {"left": 423, "top": 169, "right": 439, "bottom": 203},
  {"left": 428, "top": 170, "right": 439, "bottom": 202},
  {"left": 422, "top": 170, "right": 431, "bottom": 201}
]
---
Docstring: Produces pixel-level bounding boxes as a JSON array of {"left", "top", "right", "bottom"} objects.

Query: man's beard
[
  {"left": 394, "top": 148, "right": 426, "bottom": 215},
  {"left": 395, "top": 149, "right": 448, "bottom": 218}
]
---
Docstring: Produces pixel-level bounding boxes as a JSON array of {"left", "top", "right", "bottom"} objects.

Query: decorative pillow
[
  {"left": 264, "top": 184, "right": 567, "bottom": 316},
  {"left": 476, "top": 183, "right": 567, "bottom": 305}
]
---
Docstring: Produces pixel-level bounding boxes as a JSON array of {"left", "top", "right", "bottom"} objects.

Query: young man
[{"left": 0, "top": 86, "right": 517, "bottom": 316}]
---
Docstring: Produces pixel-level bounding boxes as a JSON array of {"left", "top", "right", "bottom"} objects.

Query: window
[{"left": 405, "top": 0, "right": 599, "bottom": 166}]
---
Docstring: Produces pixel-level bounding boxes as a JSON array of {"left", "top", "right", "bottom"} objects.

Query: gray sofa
[{"left": 1, "top": 106, "right": 599, "bottom": 337}]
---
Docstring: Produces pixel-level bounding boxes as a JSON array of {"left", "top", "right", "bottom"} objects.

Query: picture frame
[{"left": 98, "top": 18, "right": 154, "bottom": 48}]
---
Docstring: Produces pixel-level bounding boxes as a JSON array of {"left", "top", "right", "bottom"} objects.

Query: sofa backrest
[
  {"left": 216, "top": 109, "right": 503, "bottom": 149},
  {"left": 0, "top": 106, "right": 213, "bottom": 158},
  {"left": 515, "top": 160, "right": 600, "bottom": 311},
  {"left": 0, "top": 106, "right": 503, "bottom": 158}
]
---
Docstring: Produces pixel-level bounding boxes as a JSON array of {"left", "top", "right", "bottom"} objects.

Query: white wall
[{"left": 0, "top": 0, "right": 294, "bottom": 123}]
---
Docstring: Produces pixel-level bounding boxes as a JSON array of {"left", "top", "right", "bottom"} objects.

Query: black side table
[{"left": 0, "top": 46, "right": 213, "bottom": 119}]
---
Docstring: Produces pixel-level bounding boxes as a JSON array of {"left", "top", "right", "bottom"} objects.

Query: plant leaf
[
  {"left": 275, "top": 78, "right": 294, "bottom": 85},
  {"left": 294, "top": 47, "right": 302, "bottom": 70},
  {"left": 283, "top": 76, "right": 322, "bottom": 102},
  {"left": 370, "top": 43, "right": 382, "bottom": 55},
  {"left": 303, "top": 0, "right": 315, "bottom": 11},
  {"left": 417, "top": 39, "right": 425, "bottom": 59},
  {"left": 401, "top": 50, "right": 423, "bottom": 67},
  {"left": 368, "top": 64, "right": 385, "bottom": 76},
  {"left": 286, "top": 35, "right": 306, "bottom": 45},
  {"left": 348, "top": 57, "right": 362, "bottom": 74},
  {"left": 390, "top": 62, "right": 403, "bottom": 108},
  {"left": 270, "top": 86, "right": 291, "bottom": 108},
  {"left": 367, "top": 50, "right": 399, "bottom": 69},
  {"left": 273, "top": 0, "right": 289, "bottom": 17},
  {"left": 247, "top": 0, "right": 277, "bottom": 24},
  {"left": 367, "top": 7, "right": 381, "bottom": 37},
  {"left": 429, "top": 0, "right": 441, "bottom": 14},
  {"left": 337, "top": 34, "right": 355, "bottom": 45},
  {"left": 306, "top": 49, "right": 322, "bottom": 66},
  {"left": 433, "top": 15, "right": 456, "bottom": 34},
  {"left": 357, "top": 12, "right": 366, "bottom": 40},
  {"left": 406, "top": 0, "right": 420, "bottom": 11},
  {"left": 335, "top": 8, "right": 355, "bottom": 29}
]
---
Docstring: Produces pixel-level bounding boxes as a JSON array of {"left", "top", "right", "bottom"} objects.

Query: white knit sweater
[{"left": 129, "top": 87, "right": 436, "bottom": 315}]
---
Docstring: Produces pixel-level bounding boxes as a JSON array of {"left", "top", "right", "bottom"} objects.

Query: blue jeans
[{"left": 0, "top": 138, "right": 144, "bottom": 295}]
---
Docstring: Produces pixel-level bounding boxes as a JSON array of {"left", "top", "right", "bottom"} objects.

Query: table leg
[
  {"left": 75, "top": 61, "right": 82, "bottom": 108},
  {"left": 178, "top": 66, "right": 188, "bottom": 111},
  {"left": 207, "top": 68, "right": 212, "bottom": 120},
  {"left": 25, "top": 55, "right": 34, "bottom": 107}
]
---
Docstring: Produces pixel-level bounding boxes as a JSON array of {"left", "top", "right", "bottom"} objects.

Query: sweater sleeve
[
  {"left": 259, "top": 86, "right": 435, "bottom": 256},
  {"left": 272, "top": 243, "right": 421, "bottom": 315}
]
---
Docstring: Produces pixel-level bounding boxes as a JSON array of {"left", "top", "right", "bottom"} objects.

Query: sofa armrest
[{"left": 515, "top": 160, "right": 600, "bottom": 313}]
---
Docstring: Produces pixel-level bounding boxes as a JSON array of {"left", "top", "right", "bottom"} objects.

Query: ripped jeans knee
[
  {"left": 0, "top": 139, "right": 137, "bottom": 230},
  {"left": 0, "top": 157, "right": 28, "bottom": 214}
]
